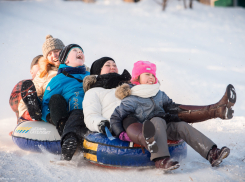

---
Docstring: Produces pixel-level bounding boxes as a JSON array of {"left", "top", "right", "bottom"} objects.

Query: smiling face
[
  {"left": 65, "top": 47, "right": 85, "bottom": 67},
  {"left": 100, "top": 60, "right": 118, "bottom": 75},
  {"left": 138, "top": 72, "right": 156, "bottom": 85},
  {"left": 47, "top": 49, "right": 61, "bottom": 67}
]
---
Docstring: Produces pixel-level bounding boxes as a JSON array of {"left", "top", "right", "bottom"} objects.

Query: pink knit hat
[{"left": 131, "top": 61, "right": 158, "bottom": 85}]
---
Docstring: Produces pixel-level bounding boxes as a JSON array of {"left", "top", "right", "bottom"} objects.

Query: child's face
[
  {"left": 100, "top": 60, "right": 118, "bottom": 75},
  {"left": 65, "top": 47, "right": 85, "bottom": 67},
  {"left": 139, "top": 73, "right": 156, "bottom": 85},
  {"left": 47, "top": 49, "right": 61, "bottom": 67}
]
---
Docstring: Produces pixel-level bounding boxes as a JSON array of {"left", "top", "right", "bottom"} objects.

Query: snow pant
[
  {"left": 61, "top": 109, "right": 88, "bottom": 145},
  {"left": 49, "top": 94, "right": 69, "bottom": 126},
  {"left": 150, "top": 117, "right": 216, "bottom": 161},
  {"left": 48, "top": 94, "right": 87, "bottom": 145}
]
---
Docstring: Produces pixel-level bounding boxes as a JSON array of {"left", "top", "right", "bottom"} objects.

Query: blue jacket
[
  {"left": 41, "top": 64, "right": 90, "bottom": 122},
  {"left": 110, "top": 85, "right": 175, "bottom": 136}
]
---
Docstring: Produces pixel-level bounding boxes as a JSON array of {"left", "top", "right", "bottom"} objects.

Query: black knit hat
[
  {"left": 30, "top": 55, "right": 42, "bottom": 69},
  {"left": 59, "top": 44, "right": 84, "bottom": 64},
  {"left": 90, "top": 57, "right": 115, "bottom": 75}
]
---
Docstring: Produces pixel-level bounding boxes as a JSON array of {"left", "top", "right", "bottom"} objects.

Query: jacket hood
[
  {"left": 115, "top": 83, "right": 132, "bottom": 100},
  {"left": 83, "top": 75, "right": 97, "bottom": 93}
]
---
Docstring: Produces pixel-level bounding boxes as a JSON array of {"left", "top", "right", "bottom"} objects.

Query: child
[
  {"left": 111, "top": 61, "right": 235, "bottom": 171},
  {"left": 41, "top": 44, "right": 90, "bottom": 161},
  {"left": 9, "top": 55, "right": 42, "bottom": 123}
]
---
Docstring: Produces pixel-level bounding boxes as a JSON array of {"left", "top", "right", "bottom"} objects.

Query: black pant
[
  {"left": 49, "top": 94, "right": 88, "bottom": 144},
  {"left": 62, "top": 109, "right": 87, "bottom": 139}
]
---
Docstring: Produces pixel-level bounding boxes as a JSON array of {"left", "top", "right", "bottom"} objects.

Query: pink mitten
[{"left": 119, "top": 131, "right": 132, "bottom": 142}]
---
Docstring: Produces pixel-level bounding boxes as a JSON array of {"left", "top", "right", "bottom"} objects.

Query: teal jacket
[{"left": 41, "top": 64, "right": 90, "bottom": 122}]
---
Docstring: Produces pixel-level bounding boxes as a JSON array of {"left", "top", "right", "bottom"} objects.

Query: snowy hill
[{"left": 0, "top": 0, "right": 244, "bottom": 181}]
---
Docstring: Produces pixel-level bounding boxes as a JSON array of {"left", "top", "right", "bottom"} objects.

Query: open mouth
[
  {"left": 53, "top": 59, "right": 59, "bottom": 62},
  {"left": 77, "top": 55, "right": 83, "bottom": 59}
]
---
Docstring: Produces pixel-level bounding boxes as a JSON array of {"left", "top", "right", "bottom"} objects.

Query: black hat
[
  {"left": 90, "top": 57, "right": 115, "bottom": 75},
  {"left": 59, "top": 44, "right": 84, "bottom": 64},
  {"left": 30, "top": 55, "right": 42, "bottom": 69}
]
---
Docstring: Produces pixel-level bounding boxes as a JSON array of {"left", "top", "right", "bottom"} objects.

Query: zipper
[
  {"left": 148, "top": 97, "right": 156, "bottom": 120},
  {"left": 69, "top": 99, "right": 71, "bottom": 112}
]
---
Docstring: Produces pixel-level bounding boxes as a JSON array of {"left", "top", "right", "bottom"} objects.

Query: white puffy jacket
[{"left": 83, "top": 87, "right": 121, "bottom": 132}]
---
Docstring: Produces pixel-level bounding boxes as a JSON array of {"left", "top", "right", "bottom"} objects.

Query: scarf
[
  {"left": 131, "top": 82, "right": 160, "bottom": 98},
  {"left": 57, "top": 65, "right": 87, "bottom": 75},
  {"left": 91, "top": 69, "right": 131, "bottom": 89}
]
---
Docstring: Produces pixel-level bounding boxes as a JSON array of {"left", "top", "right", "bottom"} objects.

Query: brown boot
[
  {"left": 154, "top": 157, "right": 180, "bottom": 170},
  {"left": 177, "top": 84, "right": 236, "bottom": 123},
  {"left": 126, "top": 120, "right": 158, "bottom": 153},
  {"left": 207, "top": 146, "right": 230, "bottom": 167}
]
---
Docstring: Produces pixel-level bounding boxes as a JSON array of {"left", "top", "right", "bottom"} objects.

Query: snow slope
[{"left": 0, "top": 0, "right": 244, "bottom": 181}]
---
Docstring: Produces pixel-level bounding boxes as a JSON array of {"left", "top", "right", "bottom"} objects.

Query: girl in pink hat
[{"left": 110, "top": 60, "right": 235, "bottom": 171}]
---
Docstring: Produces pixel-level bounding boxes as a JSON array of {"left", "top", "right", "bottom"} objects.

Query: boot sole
[
  {"left": 162, "top": 163, "right": 180, "bottom": 171},
  {"left": 143, "top": 120, "right": 158, "bottom": 153},
  {"left": 211, "top": 147, "right": 230, "bottom": 167},
  {"left": 61, "top": 137, "right": 78, "bottom": 161},
  {"left": 227, "top": 84, "right": 236, "bottom": 108},
  {"left": 225, "top": 107, "right": 234, "bottom": 119},
  {"left": 21, "top": 80, "right": 42, "bottom": 121}
]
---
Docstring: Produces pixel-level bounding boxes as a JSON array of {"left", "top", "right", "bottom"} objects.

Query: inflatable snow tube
[
  {"left": 12, "top": 121, "right": 61, "bottom": 154},
  {"left": 83, "top": 133, "right": 187, "bottom": 168}
]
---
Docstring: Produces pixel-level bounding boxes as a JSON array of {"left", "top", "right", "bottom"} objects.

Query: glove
[
  {"left": 98, "top": 120, "right": 110, "bottom": 134},
  {"left": 164, "top": 113, "right": 181, "bottom": 123},
  {"left": 119, "top": 131, "right": 132, "bottom": 142}
]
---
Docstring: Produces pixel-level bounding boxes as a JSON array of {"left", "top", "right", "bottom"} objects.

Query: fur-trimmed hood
[
  {"left": 83, "top": 75, "right": 97, "bottom": 93},
  {"left": 115, "top": 84, "right": 131, "bottom": 100}
]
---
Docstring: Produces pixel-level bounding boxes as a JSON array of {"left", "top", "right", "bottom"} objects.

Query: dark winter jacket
[
  {"left": 42, "top": 64, "right": 90, "bottom": 122},
  {"left": 110, "top": 83, "right": 176, "bottom": 137}
]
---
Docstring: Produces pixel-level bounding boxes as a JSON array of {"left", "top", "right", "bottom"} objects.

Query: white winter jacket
[{"left": 83, "top": 87, "right": 121, "bottom": 132}]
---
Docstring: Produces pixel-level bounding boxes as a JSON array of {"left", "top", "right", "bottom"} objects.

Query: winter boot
[
  {"left": 61, "top": 133, "right": 78, "bottom": 161},
  {"left": 126, "top": 120, "right": 158, "bottom": 153},
  {"left": 207, "top": 146, "right": 230, "bottom": 167},
  {"left": 154, "top": 157, "right": 180, "bottom": 171},
  {"left": 21, "top": 80, "right": 42, "bottom": 121},
  {"left": 56, "top": 116, "right": 69, "bottom": 136},
  {"left": 176, "top": 84, "right": 236, "bottom": 123}
]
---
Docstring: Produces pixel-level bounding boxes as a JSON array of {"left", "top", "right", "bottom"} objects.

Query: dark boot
[
  {"left": 126, "top": 120, "right": 158, "bottom": 153},
  {"left": 56, "top": 116, "right": 69, "bottom": 136},
  {"left": 61, "top": 133, "right": 78, "bottom": 161},
  {"left": 154, "top": 157, "right": 180, "bottom": 170},
  {"left": 21, "top": 80, "right": 42, "bottom": 121},
  {"left": 177, "top": 84, "right": 236, "bottom": 123},
  {"left": 61, "top": 110, "right": 88, "bottom": 155},
  {"left": 207, "top": 146, "right": 230, "bottom": 167}
]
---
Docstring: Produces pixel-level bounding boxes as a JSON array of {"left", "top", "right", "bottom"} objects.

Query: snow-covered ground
[{"left": 0, "top": 0, "right": 245, "bottom": 181}]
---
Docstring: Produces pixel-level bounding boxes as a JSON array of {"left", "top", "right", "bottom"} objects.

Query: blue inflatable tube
[
  {"left": 12, "top": 122, "right": 187, "bottom": 167},
  {"left": 83, "top": 133, "right": 187, "bottom": 167},
  {"left": 12, "top": 121, "right": 61, "bottom": 154}
]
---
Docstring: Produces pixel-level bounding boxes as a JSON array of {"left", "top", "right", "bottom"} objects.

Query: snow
[{"left": 0, "top": 0, "right": 245, "bottom": 181}]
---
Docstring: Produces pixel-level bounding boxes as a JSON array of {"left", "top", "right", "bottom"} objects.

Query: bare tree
[
  {"left": 153, "top": 0, "right": 193, "bottom": 11},
  {"left": 183, "top": 0, "right": 193, "bottom": 9}
]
